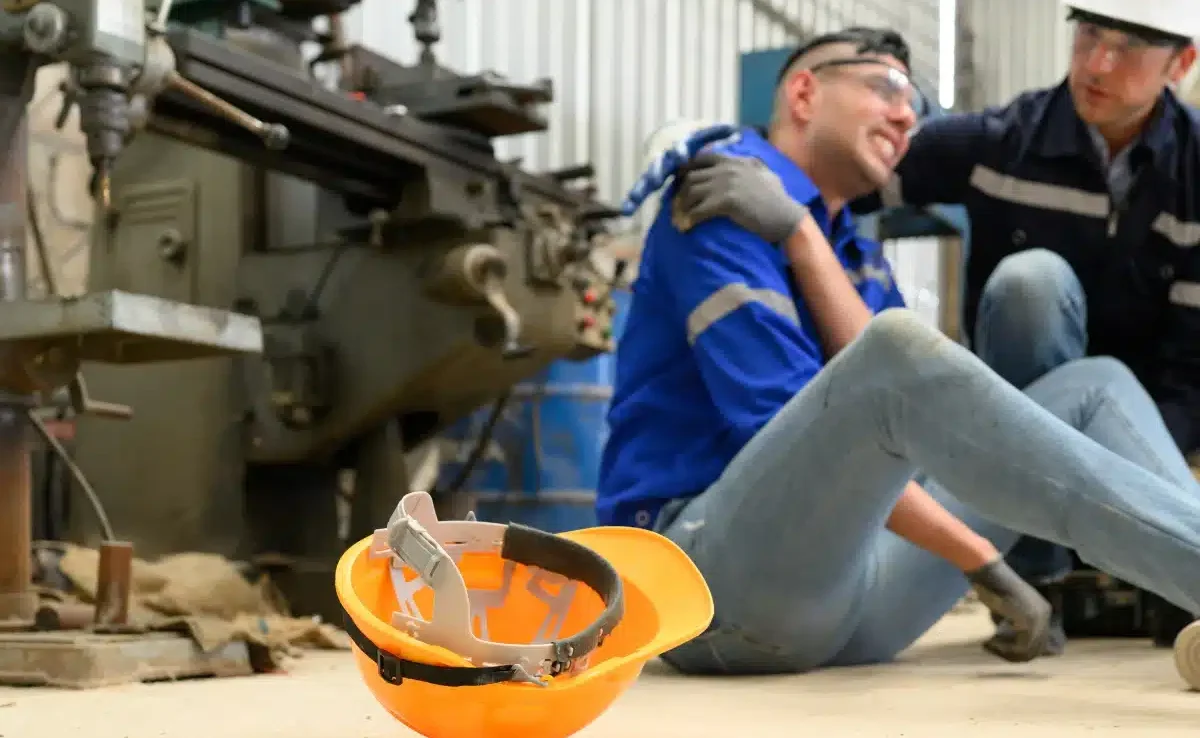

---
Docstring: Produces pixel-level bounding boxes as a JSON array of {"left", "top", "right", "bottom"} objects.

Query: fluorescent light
[{"left": 938, "top": 0, "right": 956, "bottom": 109}]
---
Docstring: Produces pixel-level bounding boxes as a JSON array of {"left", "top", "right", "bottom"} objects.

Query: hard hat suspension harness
[{"left": 343, "top": 492, "right": 625, "bottom": 688}]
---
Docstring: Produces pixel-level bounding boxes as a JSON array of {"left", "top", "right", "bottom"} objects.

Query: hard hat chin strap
[{"left": 341, "top": 611, "right": 533, "bottom": 687}]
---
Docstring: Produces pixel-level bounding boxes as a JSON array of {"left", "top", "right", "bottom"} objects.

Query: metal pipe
[
  {"left": 0, "top": 114, "right": 34, "bottom": 624},
  {"left": 94, "top": 541, "right": 133, "bottom": 626},
  {"left": 34, "top": 601, "right": 95, "bottom": 631},
  {"left": 0, "top": 405, "right": 34, "bottom": 623}
]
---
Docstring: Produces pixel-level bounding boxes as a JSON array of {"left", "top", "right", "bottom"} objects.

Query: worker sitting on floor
[
  {"left": 626, "top": 0, "right": 1200, "bottom": 659},
  {"left": 595, "top": 25, "right": 1200, "bottom": 675}
]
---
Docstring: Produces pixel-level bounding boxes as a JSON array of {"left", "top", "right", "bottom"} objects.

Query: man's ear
[
  {"left": 779, "top": 70, "right": 818, "bottom": 124},
  {"left": 1168, "top": 44, "right": 1197, "bottom": 86}
]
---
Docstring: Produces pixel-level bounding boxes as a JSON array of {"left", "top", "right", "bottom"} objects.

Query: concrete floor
[{"left": 1, "top": 608, "right": 1196, "bottom": 737}]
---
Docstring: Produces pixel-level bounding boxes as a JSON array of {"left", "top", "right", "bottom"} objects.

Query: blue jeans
[
  {"left": 974, "top": 249, "right": 1095, "bottom": 583},
  {"left": 656, "top": 308, "right": 1200, "bottom": 674}
]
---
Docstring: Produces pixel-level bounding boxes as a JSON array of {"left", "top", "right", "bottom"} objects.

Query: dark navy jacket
[{"left": 856, "top": 81, "right": 1200, "bottom": 453}]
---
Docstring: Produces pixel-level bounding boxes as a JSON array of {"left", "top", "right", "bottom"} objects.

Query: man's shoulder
[
  {"left": 976, "top": 84, "right": 1060, "bottom": 126},
  {"left": 1168, "top": 96, "right": 1200, "bottom": 160},
  {"left": 923, "top": 84, "right": 1058, "bottom": 147},
  {"left": 708, "top": 131, "right": 762, "bottom": 158},
  {"left": 709, "top": 129, "right": 822, "bottom": 205}
]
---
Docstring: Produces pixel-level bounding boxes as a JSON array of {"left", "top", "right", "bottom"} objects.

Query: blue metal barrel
[{"left": 440, "top": 289, "right": 632, "bottom": 532}]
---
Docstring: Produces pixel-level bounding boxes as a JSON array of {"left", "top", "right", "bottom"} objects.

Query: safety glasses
[
  {"left": 808, "top": 57, "right": 932, "bottom": 117},
  {"left": 1073, "top": 22, "right": 1159, "bottom": 69}
]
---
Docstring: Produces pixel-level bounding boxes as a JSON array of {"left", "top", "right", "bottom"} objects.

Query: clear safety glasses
[{"left": 809, "top": 57, "right": 931, "bottom": 117}]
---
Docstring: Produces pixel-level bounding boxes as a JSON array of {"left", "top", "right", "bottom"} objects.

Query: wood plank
[{"left": 0, "top": 630, "right": 252, "bottom": 688}]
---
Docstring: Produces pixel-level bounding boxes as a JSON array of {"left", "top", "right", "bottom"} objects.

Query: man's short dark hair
[{"left": 775, "top": 27, "right": 912, "bottom": 84}]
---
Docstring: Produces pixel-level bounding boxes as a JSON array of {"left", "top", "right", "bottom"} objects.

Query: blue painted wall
[{"left": 739, "top": 48, "right": 793, "bottom": 128}]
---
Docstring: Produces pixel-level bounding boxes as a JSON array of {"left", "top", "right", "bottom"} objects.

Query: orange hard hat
[{"left": 335, "top": 491, "right": 713, "bottom": 738}]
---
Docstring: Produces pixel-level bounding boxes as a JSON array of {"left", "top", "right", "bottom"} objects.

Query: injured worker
[{"left": 594, "top": 26, "right": 1200, "bottom": 675}]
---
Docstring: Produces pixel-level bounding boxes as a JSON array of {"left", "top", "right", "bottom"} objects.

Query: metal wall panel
[{"left": 957, "top": 0, "right": 1071, "bottom": 109}]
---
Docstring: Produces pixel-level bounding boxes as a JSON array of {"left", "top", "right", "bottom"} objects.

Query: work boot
[
  {"left": 1174, "top": 620, "right": 1200, "bottom": 691},
  {"left": 986, "top": 583, "right": 1066, "bottom": 658}
]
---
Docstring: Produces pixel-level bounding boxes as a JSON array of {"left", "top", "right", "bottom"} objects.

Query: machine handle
[
  {"left": 166, "top": 70, "right": 289, "bottom": 150},
  {"left": 81, "top": 398, "right": 134, "bottom": 420},
  {"left": 67, "top": 374, "right": 133, "bottom": 420}
]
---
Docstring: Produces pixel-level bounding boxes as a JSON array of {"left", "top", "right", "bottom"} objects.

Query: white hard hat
[{"left": 1063, "top": 0, "right": 1200, "bottom": 40}]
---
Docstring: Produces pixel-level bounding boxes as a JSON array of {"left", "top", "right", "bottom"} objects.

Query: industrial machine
[{"left": 3, "top": 0, "right": 624, "bottom": 628}]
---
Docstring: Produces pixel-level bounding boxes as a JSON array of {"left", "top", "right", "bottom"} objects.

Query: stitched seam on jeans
[{"left": 1090, "top": 386, "right": 1186, "bottom": 484}]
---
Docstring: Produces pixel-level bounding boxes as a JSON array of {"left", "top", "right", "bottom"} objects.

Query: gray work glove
[
  {"left": 672, "top": 151, "right": 809, "bottom": 243},
  {"left": 967, "top": 559, "right": 1053, "bottom": 663}
]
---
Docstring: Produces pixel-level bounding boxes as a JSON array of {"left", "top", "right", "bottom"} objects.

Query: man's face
[
  {"left": 1067, "top": 21, "right": 1195, "bottom": 131},
  {"left": 798, "top": 54, "right": 919, "bottom": 192}
]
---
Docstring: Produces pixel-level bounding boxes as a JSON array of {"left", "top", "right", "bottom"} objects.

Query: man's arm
[
  {"left": 1157, "top": 257, "right": 1200, "bottom": 455},
  {"left": 779, "top": 225, "right": 997, "bottom": 570},
  {"left": 784, "top": 216, "right": 873, "bottom": 355},
  {"left": 851, "top": 111, "right": 997, "bottom": 215}
]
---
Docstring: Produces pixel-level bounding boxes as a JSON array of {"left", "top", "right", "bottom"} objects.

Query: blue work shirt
[
  {"left": 596, "top": 129, "right": 906, "bottom": 528},
  {"left": 854, "top": 80, "right": 1200, "bottom": 452}
]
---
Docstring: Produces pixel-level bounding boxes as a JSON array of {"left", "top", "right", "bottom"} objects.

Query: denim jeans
[
  {"left": 656, "top": 308, "right": 1200, "bottom": 674},
  {"left": 973, "top": 249, "right": 1098, "bottom": 583}
]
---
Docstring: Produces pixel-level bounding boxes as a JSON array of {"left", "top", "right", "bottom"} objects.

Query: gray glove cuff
[
  {"left": 966, "top": 558, "right": 1018, "bottom": 592},
  {"left": 967, "top": 558, "right": 1046, "bottom": 624},
  {"left": 762, "top": 201, "right": 810, "bottom": 245}
]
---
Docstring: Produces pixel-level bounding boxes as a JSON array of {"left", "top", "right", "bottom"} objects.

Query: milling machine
[
  {"left": 32, "top": 0, "right": 624, "bottom": 620},
  {"left": 0, "top": 0, "right": 265, "bottom": 638}
]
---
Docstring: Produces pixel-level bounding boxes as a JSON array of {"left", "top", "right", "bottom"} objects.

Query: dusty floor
[{"left": 0, "top": 609, "right": 1196, "bottom": 737}]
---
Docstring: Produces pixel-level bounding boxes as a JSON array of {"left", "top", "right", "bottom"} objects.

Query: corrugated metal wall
[
  {"left": 957, "top": 0, "right": 1070, "bottom": 109},
  {"left": 341, "top": 0, "right": 942, "bottom": 209}
]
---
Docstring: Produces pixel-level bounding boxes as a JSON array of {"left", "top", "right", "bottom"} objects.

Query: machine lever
[
  {"left": 480, "top": 279, "right": 532, "bottom": 360},
  {"left": 149, "top": 0, "right": 176, "bottom": 34},
  {"left": 67, "top": 374, "right": 133, "bottom": 420},
  {"left": 422, "top": 243, "right": 533, "bottom": 360},
  {"left": 166, "top": 71, "right": 289, "bottom": 150}
]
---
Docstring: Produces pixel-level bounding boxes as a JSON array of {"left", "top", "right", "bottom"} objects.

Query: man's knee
[
  {"left": 980, "top": 249, "right": 1085, "bottom": 322},
  {"left": 975, "top": 250, "right": 1088, "bottom": 387},
  {"left": 855, "top": 309, "right": 956, "bottom": 370}
]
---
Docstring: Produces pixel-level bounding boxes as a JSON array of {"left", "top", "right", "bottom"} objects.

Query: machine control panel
[{"left": 570, "top": 275, "right": 621, "bottom": 355}]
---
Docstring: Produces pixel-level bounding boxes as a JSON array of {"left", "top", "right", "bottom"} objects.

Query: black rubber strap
[
  {"left": 500, "top": 523, "right": 625, "bottom": 671},
  {"left": 342, "top": 606, "right": 520, "bottom": 687}
]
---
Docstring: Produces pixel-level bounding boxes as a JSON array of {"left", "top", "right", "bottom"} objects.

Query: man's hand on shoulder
[{"left": 673, "top": 152, "right": 811, "bottom": 245}]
